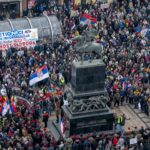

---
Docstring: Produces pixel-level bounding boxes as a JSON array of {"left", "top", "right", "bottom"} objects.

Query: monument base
[
  {"left": 50, "top": 118, "right": 114, "bottom": 141},
  {"left": 60, "top": 96, "right": 114, "bottom": 137},
  {"left": 63, "top": 105, "right": 114, "bottom": 136},
  {"left": 50, "top": 96, "right": 114, "bottom": 141}
]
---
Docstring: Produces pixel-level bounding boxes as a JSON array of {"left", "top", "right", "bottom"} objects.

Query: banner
[
  {"left": 0, "top": 28, "right": 38, "bottom": 50},
  {"left": 0, "top": 39, "right": 36, "bottom": 50},
  {"left": 101, "top": 3, "right": 110, "bottom": 9},
  {"left": 130, "top": 138, "right": 137, "bottom": 145},
  {"left": 0, "top": 28, "right": 38, "bottom": 42}
]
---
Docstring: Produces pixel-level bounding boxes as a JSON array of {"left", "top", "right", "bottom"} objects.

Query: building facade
[{"left": 0, "top": 0, "right": 27, "bottom": 18}]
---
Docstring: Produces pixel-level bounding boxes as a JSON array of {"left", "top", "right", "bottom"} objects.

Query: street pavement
[
  {"left": 129, "top": 104, "right": 150, "bottom": 128},
  {"left": 112, "top": 104, "right": 148, "bottom": 131}
]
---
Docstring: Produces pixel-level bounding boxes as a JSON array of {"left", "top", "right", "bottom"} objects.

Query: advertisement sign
[
  {"left": 0, "top": 39, "right": 36, "bottom": 50},
  {"left": 0, "top": 28, "right": 38, "bottom": 42},
  {"left": 0, "top": 28, "right": 38, "bottom": 50}
]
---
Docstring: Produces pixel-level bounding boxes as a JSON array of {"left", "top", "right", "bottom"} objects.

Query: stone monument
[
  {"left": 60, "top": 59, "right": 114, "bottom": 137},
  {"left": 50, "top": 59, "right": 114, "bottom": 140},
  {"left": 50, "top": 30, "right": 114, "bottom": 140}
]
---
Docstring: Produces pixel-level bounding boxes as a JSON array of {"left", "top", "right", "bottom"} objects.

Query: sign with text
[
  {"left": 0, "top": 28, "right": 38, "bottom": 42},
  {"left": 0, "top": 39, "right": 36, "bottom": 50},
  {"left": 101, "top": 3, "right": 110, "bottom": 9},
  {"left": 130, "top": 138, "right": 137, "bottom": 145},
  {"left": 0, "top": 29, "right": 38, "bottom": 50}
]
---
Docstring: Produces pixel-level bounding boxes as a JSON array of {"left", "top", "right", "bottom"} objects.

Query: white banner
[
  {"left": 101, "top": 3, "right": 110, "bottom": 9},
  {"left": 0, "top": 28, "right": 38, "bottom": 42},
  {"left": 0, "top": 28, "right": 38, "bottom": 50},
  {"left": 130, "top": 138, "right": 137, "bottom": 145}
]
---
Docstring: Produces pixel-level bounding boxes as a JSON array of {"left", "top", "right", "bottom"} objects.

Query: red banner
[{"left": 0, "top": 39, "right": 36, "bottom": 50}]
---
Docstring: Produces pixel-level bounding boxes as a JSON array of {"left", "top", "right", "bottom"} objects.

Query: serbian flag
[
  {"left": 80, "top": 13, "right": 97, "bottom": 25},
  {"left": 2, "top": 97, "right": 10, "bottom": 116},
  {"left": 29, "top": 65, "right": 49, "bottom": 86},
  {"left": 60, "top": 118, "right": 65, "bottom": 134},
  {"left": 10, "top": 96, "right": 17, "bottom": 113}
]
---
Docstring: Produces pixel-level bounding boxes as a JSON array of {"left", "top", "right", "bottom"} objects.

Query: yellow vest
[
  {"left": 61, "top": 78, "right": 65, "bottom": 84},
  {"left": 117, "top": 116, "right": 123, "bottom": 124}
]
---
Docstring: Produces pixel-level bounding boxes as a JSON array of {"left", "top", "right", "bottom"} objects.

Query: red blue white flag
[
  {"left": 2, "top": 97, "right": 10, "bottom": 116},
  {"left": 80, "top": 13, "right": 97, "bottom": 25},
  {"left": 29, "top": 65, "right": 49, "bottom": 86}
]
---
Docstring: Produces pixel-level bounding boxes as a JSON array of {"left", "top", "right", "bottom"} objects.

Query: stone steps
[
  {"left": 48, "top": 121, "right": 62, "bottom": 141},
  {"left": 128, "top": 104, "right": 150, "bottom": 128},
  {"left": 112, "top": 105, "right": 147, "bottom": 130}
]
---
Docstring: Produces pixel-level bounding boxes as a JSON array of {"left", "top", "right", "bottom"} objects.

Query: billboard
[{"left": 0, "top": 28, "right": 38, "bottom": 50}]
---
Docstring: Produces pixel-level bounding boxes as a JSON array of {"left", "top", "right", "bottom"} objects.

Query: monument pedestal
[
  {"left": 50, "top": 60, "right": 114, "bottom": 141},
  {"left": 62, "top": 97, "right": 114, "bottom": 136},
  {"left": 70, "top": 60, "right": 106, "bottom": 98},
  {"left": 68, "top": 83, "right": 107, "bottom": 99}
]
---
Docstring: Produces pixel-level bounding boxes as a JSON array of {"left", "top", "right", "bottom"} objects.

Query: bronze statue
[{"left": 72, "top": 29, "right": 103, "bottom": 63}]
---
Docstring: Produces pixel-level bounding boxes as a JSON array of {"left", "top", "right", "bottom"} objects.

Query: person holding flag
[
  {"left": 2, "top": 97, "right": 11, "bottom": 116},
  {"left": 1, "top": 96, "right": 17, "bottom": 116},
  {"left": 9, "top": 96, "right": 17, "bottom": 114}
]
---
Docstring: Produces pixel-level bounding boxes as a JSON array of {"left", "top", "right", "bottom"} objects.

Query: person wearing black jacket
[{"left": 42, "top": 111, "right": 49, "bottom": 128}]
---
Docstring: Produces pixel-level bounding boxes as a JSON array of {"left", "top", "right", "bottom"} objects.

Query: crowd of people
[{"left": 0, "top": 0, "right": 149, "bottom": 149}]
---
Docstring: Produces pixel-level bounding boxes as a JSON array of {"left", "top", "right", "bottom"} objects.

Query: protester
[{"left": 43, "top": 111, "right": 49, "bottom": 128}]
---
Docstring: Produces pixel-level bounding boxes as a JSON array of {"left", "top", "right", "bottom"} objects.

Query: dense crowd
[{"left": 0, "top": 0, "right": 150, "bottom": 149}]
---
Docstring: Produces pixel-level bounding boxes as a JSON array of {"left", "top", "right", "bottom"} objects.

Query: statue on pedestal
[{"left": 72, "top": 29, "right": 103, "bottom": 63}]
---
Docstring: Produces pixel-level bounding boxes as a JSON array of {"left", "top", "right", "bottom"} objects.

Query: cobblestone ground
[{"left": 112, "top": 105, "right": 147, "bottom": 131}]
